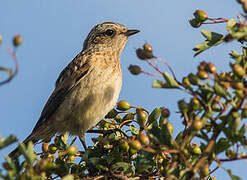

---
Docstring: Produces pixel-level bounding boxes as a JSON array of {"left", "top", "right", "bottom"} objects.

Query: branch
[
  {"left": 0, "top": 44, "right": 19, "bottom": 86},
  {"left": 219, "top": 155, "right": 247, "bottom": 162}
]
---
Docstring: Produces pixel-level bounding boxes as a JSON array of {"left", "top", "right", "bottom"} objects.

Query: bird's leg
[{"left": 79, "top": 136, "right": 87, "bottom": 151}]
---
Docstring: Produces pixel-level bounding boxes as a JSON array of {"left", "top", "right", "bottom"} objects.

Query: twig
[
  {"left": 203, "top": 21, "right": 228, "bottom": 24},
  {"left": 156, "top": 57, "right": 177, "bottom": 81},
  {"left": 146, "top": 58, "right": 163, "bottom": 74},
  {"left": 119, "top": 119, "right": 134, "bottom": 128},
  {"left": 152, "top": 58, "right": 159, "bottom": 68},
  {"left": 204, "top": 18, "right": 229, "bottom": 24},
  {"left": 141, "top": 70, "right": 163, "bottom": 77},
  {"left": 0, "top": 44, "right": 19, "bottom": 86},
  {"left": 219, "top": 155, "right": 247, "bottom": 162},
  {"left": 207, "top": 166, "right": 220, "bottom": 178}
]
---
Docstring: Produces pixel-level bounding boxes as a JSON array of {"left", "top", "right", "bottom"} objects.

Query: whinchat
[{"left": 9, "top": 22, "right": 139, "bottom": 157}]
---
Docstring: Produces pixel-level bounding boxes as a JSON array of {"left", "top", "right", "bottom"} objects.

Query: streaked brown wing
[{"left": 32, "top": 54, "right": 90, "bottom": 132}]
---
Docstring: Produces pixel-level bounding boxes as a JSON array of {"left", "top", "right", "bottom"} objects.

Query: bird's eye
[{"left": 105, "top": 29, "right": 115, "bottom": 36}]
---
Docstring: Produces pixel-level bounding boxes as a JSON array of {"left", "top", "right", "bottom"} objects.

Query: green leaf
[
  {"left": 200, "top": 83, "right": 214, "bottom": 93},
  {"left": 226, "top": 169, "right": 242, "bottom": 180},
  {"left": 231, "top": 117, "right": 241, "bottom": 134},
  {"left": 18, "top": 142, "right": 36, "bottom": 166},
  {"left": 147, "top": 107, "right": 161, "bottom": 126},
  {"left": 88, "top": 157, "right": 101, "bottom": 164},
  {"left": 229, "top": 50, "right": 242, "bottom": 63},
  {"left": 61, "top": 132, "right": 69, "bottom": 144},
  {"left": 0, "top": 134, "right": 18, "bottom": 149},
  {"left": 242, "top": 46, "right": 247, "bottom": 64},
  {"left": 88, "top": 157, "right": 108, "bottom": 171},
  {"left": 135, "top": 151, "right": 154, "bottom": 175},
  {"left": 227, "top": 19, "right": 247, "bottom": 40},
  {"left": 26, "top": 142, "right": 36, "bottom": 165},
  {"left": 4, "top": 156, "right": 16, "bottom": 172},
  {"left": 130, "top": 125, "right": 139, "bottom": 135},
  {"left": 148, "top": 120, "right": 172, "bottom": 147},
  {"left": 201, "top": 29, "right": 224, "bottom": 41},
  {"left": 230, "top": 30, "right": 247, "bottom": 40},
  {"left": 152, "top": 73, "right": 179, "bottom": 89},
  {"left": 214, "top": 82, "right": 227, "bottom": 98},
  {"left": 129, "top": 178, "right": 140, "bottom": 180},
  {"left": 160, "top": 123, "right": 173, "bottom": 147},
  {"left": 239, "top": 124, "right": 246, "bottom": 137},
  {"left": 162, "top": 72, "right": 180, "bottom": 88},
  {"left": 214, "top": 138, "right": 231, "bottom": 154},
  {"left": 97, "top": 164, "right": 109, "bottom": 171},
  {"left": 199, "top": 83, "right": 215, "bottom": 103},
  {"left": 111, "top": 162, "right": 132, "bottom": 174},
  {"left": 159, "top": 82, "right": 176, "bottom": 88},
  {"left": 175, "top": 132, "right": 183, "bottom": 145},
  {"left": 193, "top": 30, "right": 224, "bottom": 57},
  {"left": 62, "top": 174, "right": 74, "bottom": 180},
  {"left": 107, "top": 131, "right": 122, "bottom": 141},
  {"left": 152, "top": 79, "right": 164, "bottom": 88},
  {"left": 226, "top": 19, "right": 237, "bottom": 31},
  {"left": 147, "top": 123, "right": 161, "bottom": 143}
]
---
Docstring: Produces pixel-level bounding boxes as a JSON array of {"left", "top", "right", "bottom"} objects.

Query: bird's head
[{"left": 82, "top": 22, "right": 139, "bottom": 52}]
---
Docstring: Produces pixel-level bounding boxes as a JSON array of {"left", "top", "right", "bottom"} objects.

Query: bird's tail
[{"left": 8, "top": 133, "right": 38, "bottom": 159}]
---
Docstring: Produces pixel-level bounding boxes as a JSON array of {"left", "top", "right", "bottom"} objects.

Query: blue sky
[{"left": 0, "top": 0, "right": 246, "bottom": 179}]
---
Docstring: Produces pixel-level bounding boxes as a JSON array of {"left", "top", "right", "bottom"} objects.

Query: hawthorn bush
[{"left": 1, "top": 1, "right": 247, "bottom": 180}]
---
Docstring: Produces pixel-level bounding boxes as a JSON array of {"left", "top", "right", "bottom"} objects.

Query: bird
[{"left": 9, "top": 22, "right": 140, "bottom": 158}]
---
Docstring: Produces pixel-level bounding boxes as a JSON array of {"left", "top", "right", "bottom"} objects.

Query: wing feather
[{"left": 32, "top": 53, "right": 90, "bottom": 131}]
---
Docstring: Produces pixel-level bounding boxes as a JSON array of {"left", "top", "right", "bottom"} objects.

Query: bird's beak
[{"left": 124, "top": 29, "right": 140, "bottom": 37}]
